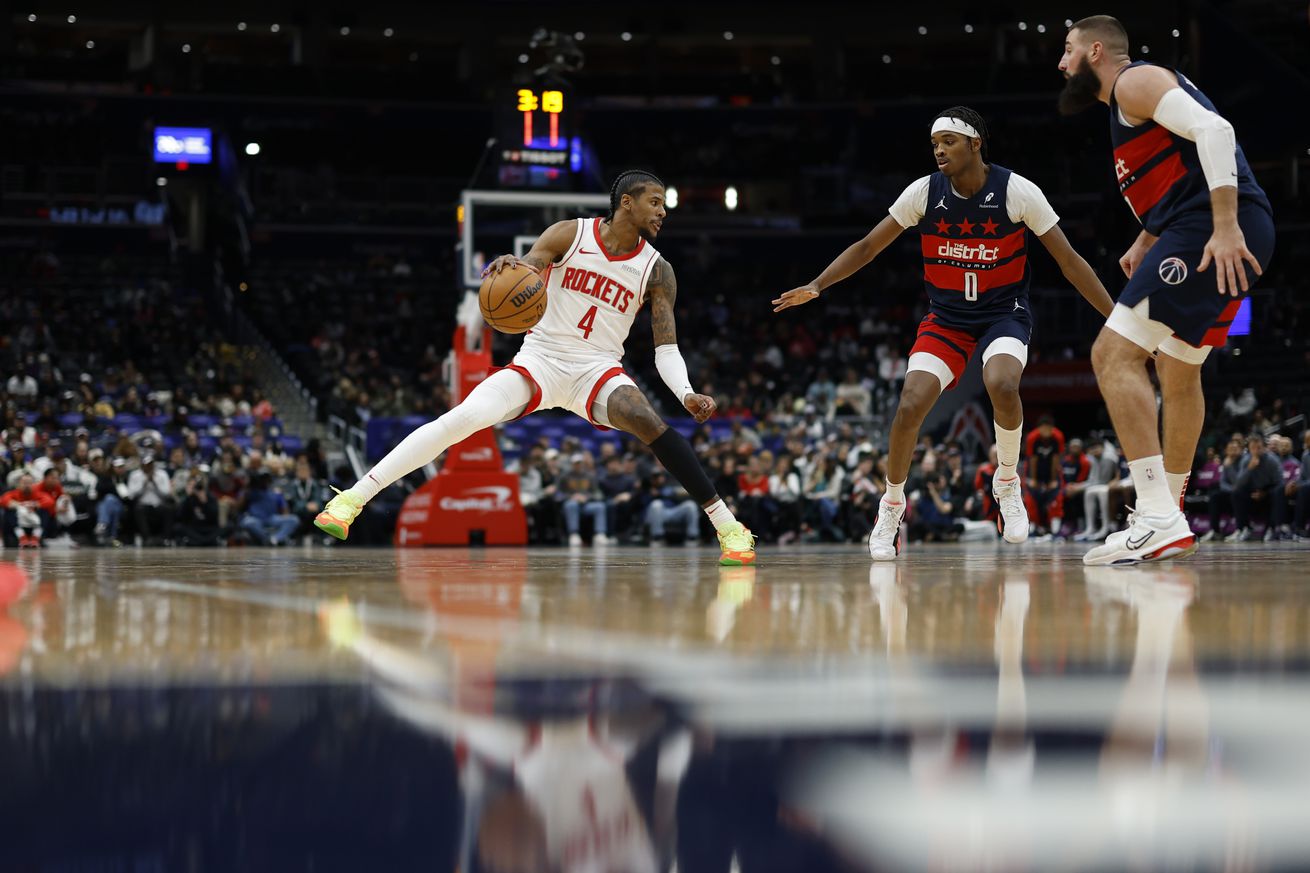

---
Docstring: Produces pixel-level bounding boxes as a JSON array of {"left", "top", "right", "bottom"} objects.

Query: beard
[{"left": 1058, "top": 58, "right": 1103, "bottom": 116}]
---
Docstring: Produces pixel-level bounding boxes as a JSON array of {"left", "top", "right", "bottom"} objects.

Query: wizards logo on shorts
[{"left": 1158, "top": 257, "right": 1188, "bottom": 285}]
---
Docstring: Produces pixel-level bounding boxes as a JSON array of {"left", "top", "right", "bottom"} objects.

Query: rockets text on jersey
[
  {"left": 520, "top": 217, "right": 662, "bottom": 363},
  {"left": 556, "top": 264, "right": 638, "bottom": 314}
]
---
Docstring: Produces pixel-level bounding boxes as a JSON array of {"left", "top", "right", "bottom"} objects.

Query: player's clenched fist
[{"left": 684, "top": 393, "right": 716, "bottom": 423}]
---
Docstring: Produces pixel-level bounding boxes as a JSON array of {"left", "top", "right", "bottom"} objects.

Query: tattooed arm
[
  {"left": 648, "top": 257, "right": 679, "bottom": 345},
  {"left": 484, "top": 220, "right": 577, "bottom": 276},
  {"left": 649, "top": 258, "right": 716, "bottom": 423}
]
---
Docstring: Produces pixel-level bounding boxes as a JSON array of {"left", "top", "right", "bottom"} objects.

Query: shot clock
[
  {"left": 497, "top": 86, "right": 585, "bottom": 189},
  {"left": 515, "top": 87, "right": 565, "bottom": 149}
]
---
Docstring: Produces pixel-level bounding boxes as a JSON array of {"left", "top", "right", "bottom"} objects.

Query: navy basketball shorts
[
  {"left": 908, "top": 305, "right": 1033, "bottom": 391},
  {"left": 1108, "top": 201, "right": 1275, "bottom": 363}
]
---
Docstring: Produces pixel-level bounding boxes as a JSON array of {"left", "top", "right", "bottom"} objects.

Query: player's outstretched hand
[
  {"left": 482, "top": 254, "right": 525, "bottom": 278},
  {"left": 684, "top": 393, "right": 717, "bottom": 424},
  {"left": 772, "top": 282, "right": 821, "bottom": 313},
  {"left": 1199, "top": 225, "right": 1262, "bottom": 297}
]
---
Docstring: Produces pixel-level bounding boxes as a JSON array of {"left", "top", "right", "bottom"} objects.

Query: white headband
[{"left": 931, "top": 117, "right": 980, "bottom": 139}]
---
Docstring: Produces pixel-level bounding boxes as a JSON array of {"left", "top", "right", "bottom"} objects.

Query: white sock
[
  {"left": 350, "top": 369, "right": 531, "bottom": 503},
  {"left": 703, "top": 499, "right": 737, "bottom": 532},
  {"left": 1128, "top": 455, "right": 1177, "bottom": 517},
  {"left": 1166, "top": 471, "right": 1189, "bottom": 509},
  {"left": 885, "top": 480, "right": 905, "bottom": 503},
  {"left": 995, "top": 422, "right": 1022, "bottom": 480}
]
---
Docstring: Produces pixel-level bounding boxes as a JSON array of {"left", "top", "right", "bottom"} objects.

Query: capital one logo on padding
[
  {"left": 439, "top": 486, "right": 516, "bottom": 512},
  {"left": 1158, "top": 257, "right": 1188, "bottom": 285}
]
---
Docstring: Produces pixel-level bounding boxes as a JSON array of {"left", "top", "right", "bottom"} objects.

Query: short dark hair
[
  {"left": 933, "top": 106, "right": 990, "bottom": 161},
  {"left": 1070, "top": 15, "right": 1130, "bottom": 55},
  {"left": 607, "top": 169, "right": 664, "bottom": 220}
]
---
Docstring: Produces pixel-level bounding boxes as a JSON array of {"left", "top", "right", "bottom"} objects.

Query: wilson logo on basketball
[
  {"left": 1158, "top": 257, "right": 1188, "bottom": 285},
  {"left": 509, "top": 279, "right": 544, "bottom": 310}
]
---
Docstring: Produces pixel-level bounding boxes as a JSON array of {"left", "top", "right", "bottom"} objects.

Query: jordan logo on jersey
[{"left": 560, "top": 266, "right": 636, "bottom": 313}]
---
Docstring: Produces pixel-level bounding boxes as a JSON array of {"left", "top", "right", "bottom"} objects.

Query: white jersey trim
[
  {"left": 637, "top": 250, "right": 660, "bottom": 309},
  {"left": 557, "top": 218, "right": 587, "bottom": 267},
  {"left": 887, "top": 172, "right": 1060, "bottom": 235}
]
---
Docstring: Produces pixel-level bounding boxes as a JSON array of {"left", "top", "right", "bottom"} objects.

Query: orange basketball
[{"left": 479, "top": 263, "right": 547, "bottom": 334}]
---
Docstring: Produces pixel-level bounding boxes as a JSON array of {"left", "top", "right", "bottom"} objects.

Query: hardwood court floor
[
  {"left": 2, "top": 542, "right": 1309, "bottom": 871},
  {"left": 4, "top": 541, "right": 1308, "bottom": 676}
]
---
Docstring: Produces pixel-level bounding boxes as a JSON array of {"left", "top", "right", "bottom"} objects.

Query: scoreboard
[
  {"left": 497, "top": 87, "right": 584, "bottom": 189},
  {"left": 514, "top": 88, "right": 566, "bottom": 149}
]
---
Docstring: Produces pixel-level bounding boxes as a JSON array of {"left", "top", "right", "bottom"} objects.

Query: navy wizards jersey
[
  {"left": 915, "top": 165, "right": 1030, "bottom": 323},
  {"left": 1110, "top": 62, "right": 1270, "bottom": 236}
]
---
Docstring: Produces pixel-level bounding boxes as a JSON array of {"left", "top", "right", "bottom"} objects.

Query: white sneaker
[
  {"left": 1225, "top": 528, "right": 1250, "bottom": 543},
  {"left": 593, "top": 533, "right": 611, "bottom": 546},
  {"left": 568, "top": 533, "right": 583, "bottom": 547},
  {"left": 1082, "top": 508, "right": 1196, "bottom": 566},
  {"left": 868, "top": 495, "right": 907, "bottom": 561},
  {"left": 994, "top": 580, "right": 1031, "bottom": 663},
  {"left": 992, "top": 473, "right": 1029, "bottom": 544},
  {"left": 1083, "top": 566, "right": 1133, "bottom": 606}
]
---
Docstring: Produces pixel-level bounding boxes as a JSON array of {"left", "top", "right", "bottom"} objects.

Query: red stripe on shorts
[
  {"left": 497, "top": 364, "right": 544, "bottom": 419},
  {"left": 1201, "top": 299, "right": 1244, "bottom": 347},
  {"left": 584, "top": 367, "right": 628, "bottom": 431},
  {"left": 911, "top": 316, "right": 978, "bottom": 390}
]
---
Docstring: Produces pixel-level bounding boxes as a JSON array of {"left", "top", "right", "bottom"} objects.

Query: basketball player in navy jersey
[
  {"left": 1058, "top": 16, "right": 1275, "bottom": 565},
  {"left": 775, "top": 107, "right": 1113, "bottom": 561}
]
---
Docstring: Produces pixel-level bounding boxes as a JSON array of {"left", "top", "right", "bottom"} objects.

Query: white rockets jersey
[
  {"left": 520, "top": 217, "right": 662, "bottom": 363},
  {"left": 515, "top": 721, "right": 657, "bottom": 873}
]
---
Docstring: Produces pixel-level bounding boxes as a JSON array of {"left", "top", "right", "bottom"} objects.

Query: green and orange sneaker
[
  {"left": 314, "top": 487, "right": 365, "bottom": 541},
  {"left": 319, "top": 597, "right": 364, "bottom": 649},
  {"left": 717, "top": 521, "right": 757, "bottom": 566}
]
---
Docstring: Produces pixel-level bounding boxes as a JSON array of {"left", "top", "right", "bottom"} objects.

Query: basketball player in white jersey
[
  {"left": 315, "top": 170, "right": 757, "bottom": 565},
  {"left": 318, "top": 599, "right": 678, "bottom": 873}
]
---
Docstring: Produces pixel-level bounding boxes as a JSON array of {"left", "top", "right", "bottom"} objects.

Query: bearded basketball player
[{"left": 1058, "top": 15, "right": 1274, "bottom": 565}]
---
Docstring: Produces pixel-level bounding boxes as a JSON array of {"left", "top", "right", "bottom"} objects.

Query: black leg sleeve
[{"left": 649, "top": 428, "right": 717, "bottom": 506}]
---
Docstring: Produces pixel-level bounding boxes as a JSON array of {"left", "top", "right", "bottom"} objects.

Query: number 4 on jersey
[{"left": 577, "top": 305, "right": 598, "bottom": 339}]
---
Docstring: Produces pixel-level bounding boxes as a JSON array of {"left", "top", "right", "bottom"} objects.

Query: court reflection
[
  {"left": 3, "top": 547, "right": 1310, "bottom": 870},
  {"left": 777, "top": 564, "right": 1310, "bottom": 872},
  {"left": 321, "top": 594, "right": 683, "bottom": 873}
]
